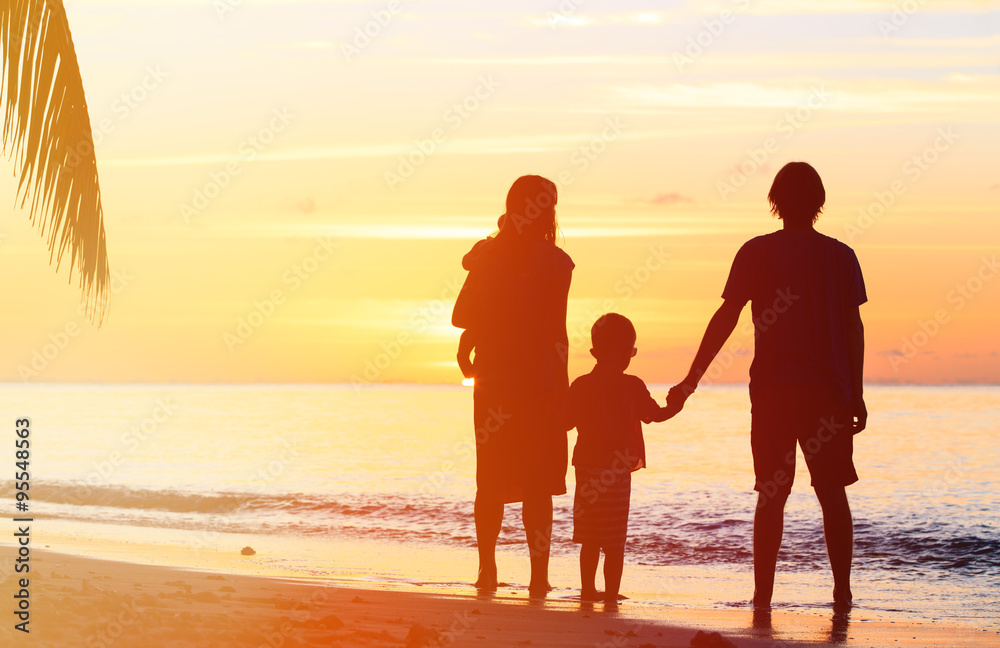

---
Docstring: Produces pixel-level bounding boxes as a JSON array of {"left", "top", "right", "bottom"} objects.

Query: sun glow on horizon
[{"left": 0, "top": 1, "right": 996, "bottom": 385}]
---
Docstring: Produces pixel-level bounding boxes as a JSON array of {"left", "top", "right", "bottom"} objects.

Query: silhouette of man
[{"left": 667, "top": 162, "right": 867, "bottom": 608}]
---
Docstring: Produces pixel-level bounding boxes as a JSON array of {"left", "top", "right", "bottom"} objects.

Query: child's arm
[
  {"left": 560, "top": 399, "right": 576, "bottom": 433},
  {"left": 637, "top": 380, "right": 676, "bottom": 424},
  {"left": 559, "top": 380, "right": 578, "bottom": 433},
  {"left": 644, "top": 405, "right": 676, "bottom": 424},
  {"left": 457, "top": 330, "right": 475, "bottom": 379}
]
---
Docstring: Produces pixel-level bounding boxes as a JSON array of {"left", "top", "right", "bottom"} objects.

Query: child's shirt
[
  {"left": 566, "top": 365, "right": 661, "bottom": 472},
  {"left": 462, "top": 236, "right": 494, "bottom": 271}
]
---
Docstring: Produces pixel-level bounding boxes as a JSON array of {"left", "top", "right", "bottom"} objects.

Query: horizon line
[{"left": 2, "top": 381, "right": 998, "bottom": 388}]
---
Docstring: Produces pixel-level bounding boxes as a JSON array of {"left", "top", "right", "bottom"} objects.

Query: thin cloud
[
  {"left": 615, "top": 78, "right": 999, "bottom": 112},
  {"left": 646, "top": 193, "right": 695, "bottom": 206},
  {"left": 292, "top": 197, "right": 317, "bottom": 214}
]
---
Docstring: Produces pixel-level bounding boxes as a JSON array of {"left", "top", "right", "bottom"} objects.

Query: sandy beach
[
  {"left": 2, "top": 1, "right": 998, "bottom": 646},
  {"left": 0, "top": 548, "right": 993, "bottom": 648}
]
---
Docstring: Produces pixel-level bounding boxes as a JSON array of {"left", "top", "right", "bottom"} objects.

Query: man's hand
[
  {"left": 665, "top": 382, "right": 695, "bottom": 418},
  {"left": 852, "top": 397, "right": 867, "bottom": 434}
]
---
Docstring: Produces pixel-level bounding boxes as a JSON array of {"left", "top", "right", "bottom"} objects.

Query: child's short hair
[{"left": 591, "top": 313, "right": 636, "bottom": 352}]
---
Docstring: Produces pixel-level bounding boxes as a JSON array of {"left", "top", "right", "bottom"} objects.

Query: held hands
[{"left": 665, "top": 381, "right": 696, "bottom": 418}]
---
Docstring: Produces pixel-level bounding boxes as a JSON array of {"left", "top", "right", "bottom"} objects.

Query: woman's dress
[{"left": 453, "top": 237, "right": 574, "bottom": 504}]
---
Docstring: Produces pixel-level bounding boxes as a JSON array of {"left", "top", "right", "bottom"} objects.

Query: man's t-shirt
[
  {"left": 722, "top": 229, "right": 867, "bottom": 405},
  {"left": 567, "top": 366, "right": 660, "bottom": 471}
]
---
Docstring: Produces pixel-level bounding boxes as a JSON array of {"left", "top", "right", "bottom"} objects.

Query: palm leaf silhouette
[{"left": 1, "top": 0, "right": 109, "bottom": 324}]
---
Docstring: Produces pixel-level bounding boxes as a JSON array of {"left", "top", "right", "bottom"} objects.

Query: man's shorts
[{"left": 750, "top": 383, "right": 858, "bottom": 494}]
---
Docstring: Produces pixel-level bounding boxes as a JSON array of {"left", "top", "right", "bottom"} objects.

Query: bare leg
[
  {"left": 580, "top": 544, "right": 600, "bottom": 601},
  {"left": 753, "top": 489, "right": 789, "bottom": 607},
  {"left": 815, "top": 486, "right": 853, "bottom": 606},
  {"left": 474, "top": 493, "right": 503, "bottom": 589},
  {"left": 522, "top": 495, "right": 553, "bottom": 595},
  {"left": 603, "top": 548, "right": 625, "bottom": 602}
]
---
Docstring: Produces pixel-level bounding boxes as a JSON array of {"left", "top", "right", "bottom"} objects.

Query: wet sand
[{"left": 0, "top": 548, "right": 995, "bottom": 647}]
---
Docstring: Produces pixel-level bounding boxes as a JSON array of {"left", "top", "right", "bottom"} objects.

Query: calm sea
[{"left": 1, "top": 384, "right": 997, "bottom": 630}]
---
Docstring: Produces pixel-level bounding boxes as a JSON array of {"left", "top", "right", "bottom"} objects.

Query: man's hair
[
  {"left": 768, "top": 161, "right": 825, "bottom": 224},
  {"left": 591, "top": 313, "right": 636, "bottom": 352}
]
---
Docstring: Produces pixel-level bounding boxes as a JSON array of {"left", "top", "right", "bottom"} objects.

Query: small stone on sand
[
  {"left": 405, "top": 622, "right": 441, "bottom": 647},
  {"left": 319, "top": 614, "right": 344, "bottom": 629},
  {"left": 690, "top": 629, "right": 737, "bottom": 648}
]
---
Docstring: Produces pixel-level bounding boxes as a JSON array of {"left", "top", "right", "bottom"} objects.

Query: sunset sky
[{"left": 0, "top": 0, "right": 997, "bottom": 384}]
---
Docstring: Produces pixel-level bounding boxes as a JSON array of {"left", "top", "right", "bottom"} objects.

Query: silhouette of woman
[{"left": 452, "top": 175, "right": 574, "bottom": 595}]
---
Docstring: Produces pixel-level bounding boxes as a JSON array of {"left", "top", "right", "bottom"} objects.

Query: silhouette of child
[
  {"left": 456, "top": 215, "right": 505, "bottom": 381},
  {"left": 565, "top": 313, "right": 675, "bottom": 603}
]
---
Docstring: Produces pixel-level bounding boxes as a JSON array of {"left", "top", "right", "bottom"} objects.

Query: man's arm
[
  {"left": 846, "top": 303, "right": 867, "bottom": 433},
  {"left": 666, "top": 298, "right": 745, "bottom": 414}
]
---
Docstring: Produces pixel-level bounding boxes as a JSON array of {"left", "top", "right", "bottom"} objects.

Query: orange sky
[{"left": 1, "top": 0, "right": 997, "bottom": 385}]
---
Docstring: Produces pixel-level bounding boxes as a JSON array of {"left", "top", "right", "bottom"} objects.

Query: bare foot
[
  {"left": 527, "top": 582, "right": 552, "bottom": 598},
  {"left": 751, "top": 592, "right": 772, "bottom": 609},
  {"left": 580, "top": 589, "right": 603, "bottom": 602},
  {"left": 474, "top": 573, "right": 498, "bottom": 591},
  {"left": 751, "top": 606, "right": 773, "bottom": 632},
  {"left": 833, "top": 587, "right": 853, "bottom": 610}
]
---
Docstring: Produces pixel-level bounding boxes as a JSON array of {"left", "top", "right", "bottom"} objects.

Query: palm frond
[{"left": 1, "top": 0, "right": 109, "bottom": 325}]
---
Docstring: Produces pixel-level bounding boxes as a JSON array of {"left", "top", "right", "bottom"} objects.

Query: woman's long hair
[{"left": 496, "top": 175, "right": 559, "bottom": 245}]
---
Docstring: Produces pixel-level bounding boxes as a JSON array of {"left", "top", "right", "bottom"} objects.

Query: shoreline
[{"left": 1, "top": 547, "right": 995, "bottom": 647}]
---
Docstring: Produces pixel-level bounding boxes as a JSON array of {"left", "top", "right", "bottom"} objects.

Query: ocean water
[{"left": 1, "top": 383, "right": 997, "bottom": 631}]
